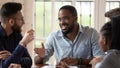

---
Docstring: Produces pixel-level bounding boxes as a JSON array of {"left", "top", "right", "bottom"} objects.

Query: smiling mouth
[{"left": 61, "top": 25, "right": 68, "bottom": 29}]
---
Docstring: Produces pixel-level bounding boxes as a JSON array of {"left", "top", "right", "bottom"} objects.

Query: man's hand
[
  {"left": 8, "top": 63, "right": 21, "bottom": 68},
  {"left": 59, "top": 57, "right": 79, "bottom": 66},
  {"left": 0, "top": 50, "right": 11, "bottom": 60},
  {"left": 20, "top": 29, "right": 34, "bottom": 47},
  {"left": 56, "top": 61, "right": 69, "bottom": 68},
  {"left": 34, "top": 43, "right": 45, "bottom": 58}
]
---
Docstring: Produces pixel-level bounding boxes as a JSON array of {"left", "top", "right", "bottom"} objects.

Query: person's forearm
[
  {"left": 2, "top": 45, "right": 26, "bottom": 68},
  {"left": 20, "top": 49, "right": 32, "bottom": 67},
  {"left": 20, "top": 57, "right": 32, "bottom": 67}
]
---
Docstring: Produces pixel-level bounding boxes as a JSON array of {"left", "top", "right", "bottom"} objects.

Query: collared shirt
[
  {"left": 95, "top": 49, "right": 120, "bottom": 68},
  {"left": 0, "top": 24, "right": 32, "bottom": 68},
  {"left": 44, "top": 25, "right": 104, "bottom": 62}
]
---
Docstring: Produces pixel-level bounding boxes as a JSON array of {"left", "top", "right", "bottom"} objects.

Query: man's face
[
  {"left": 58, "top": 9, "right": 76, "bottom": 35},
  {"left": 12, "top": 11, "right": 24, "bottom": 33}
]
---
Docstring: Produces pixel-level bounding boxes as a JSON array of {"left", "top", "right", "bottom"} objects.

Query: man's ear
[
  {"left": 8, "top": 18, "right": 15, "bottom": 26},
  {"left": 74, "top": 16, "right": 78, "bottom": 21}
]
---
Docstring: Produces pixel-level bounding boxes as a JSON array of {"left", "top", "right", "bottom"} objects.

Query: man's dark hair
[
  {"left": 0, "top": 2, "right": 22, "bottom": 19},
  {"left": 110, "top": 15, "right": 120, "bottom": 50},
  {"left": 100, "top": 22, "right": 112, "bottom": 43},
  {"left": 59, "top": 5, "right": 77, "bottom": 16},
  {"left": 105, "top": 8, "right": 120, "bottom": 19}
]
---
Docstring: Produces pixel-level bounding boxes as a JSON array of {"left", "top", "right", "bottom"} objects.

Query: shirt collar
[{"left": 58, "top": 25, "right": 84, "bottom": 37}]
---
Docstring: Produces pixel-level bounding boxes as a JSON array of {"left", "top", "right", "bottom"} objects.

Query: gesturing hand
[
  {"left": 20, "top": 29, "right": 34, "bottom": 47},
  {"left": 0, "top": 50, "right": 11, "bottom": 60},
  {"left": 34, "top": 43, "right": 45, "bottom": 58}
]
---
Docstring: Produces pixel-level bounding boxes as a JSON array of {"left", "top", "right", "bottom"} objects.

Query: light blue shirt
[{"left": 44, "top": 25, "right": 104, "bottom": 62}]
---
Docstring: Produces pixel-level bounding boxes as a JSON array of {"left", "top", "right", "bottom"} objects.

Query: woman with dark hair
[
  {"left": 95, "top": 15, "right": 120, "bottom": 68},
  {"left": 90, "top": 22, "right": 112, "bottom": 68}
]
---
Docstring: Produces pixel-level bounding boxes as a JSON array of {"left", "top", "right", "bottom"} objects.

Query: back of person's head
[
  {"left": 59, "top": 5, "right": 77, "bottom": 17},
  {"left": 100, "top": 22, "right": 112, "bottom": 43},
  {"left": 105, "top": 8, "right": 120, "bottom": 19},
  {"left": 110, "top": 15, "right": 120, "bottom": 50},
  {"left": 0, "top": 2, "right": 22, "bottom": 22}
]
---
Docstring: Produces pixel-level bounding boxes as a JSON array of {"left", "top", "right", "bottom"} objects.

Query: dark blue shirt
[{"left": 0, "top": 25, "right": 32, "bottom": 68}]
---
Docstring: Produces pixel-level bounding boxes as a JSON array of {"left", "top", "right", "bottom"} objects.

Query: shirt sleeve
[
  {"left": 20, "top": 45, "right": 32, "bottom": 68},
  {"left": 44, "top": 32, "right": 55, "bottom": 62},
  {"left": 1, "top": 45, "right": 32, "bottom": 68},
  {"left": 91, "top": 29, "right": 105, "bottom": 57}
]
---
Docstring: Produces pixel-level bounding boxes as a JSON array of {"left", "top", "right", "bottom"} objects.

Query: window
[{"left": 76, "top": 1, "right": 94, "bottom": 27}]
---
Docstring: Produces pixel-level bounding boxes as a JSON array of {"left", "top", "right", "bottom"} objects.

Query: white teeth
[{"left": 62, "top": 25, "right": 67, "bottom": 29}]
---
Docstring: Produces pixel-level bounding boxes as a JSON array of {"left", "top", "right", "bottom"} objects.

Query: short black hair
[
  {"left": 110, "top": 15, "right": 120, "bottom": 50},
  {"left": 59, "top": 5, "right": 77, "bottom": 16},
  {"left": 105, "top": 8, "right": 120, "bottom": 19},
  {"left": 0, "top": 2, "right": 22, "bottom": 18},
  {"left": 100, "top": 22, "right": 112, "bottom": 43}
]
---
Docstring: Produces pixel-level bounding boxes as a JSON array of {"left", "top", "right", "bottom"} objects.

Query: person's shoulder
[
  {"left": 102, "top": 50, "right": 120, "bottom": 63},
  {"left": 82, "top": 25, "right": 97, "bottom": 33},
  {"left": 48, "top": 30, "right": 61, "bottom": 37},
  {"left": 106, "top": 49, "right": 120, "bottom": 58},
  {"left": 98, "top": 50, "right": 120, "bottom": 68},
  {"left": 82, "top": 25, "right": 96, "bottom": 30}
]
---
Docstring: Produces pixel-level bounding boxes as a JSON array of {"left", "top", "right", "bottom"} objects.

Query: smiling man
[{"left": 34, "top": 5, "right": 104, "bottom": 67}]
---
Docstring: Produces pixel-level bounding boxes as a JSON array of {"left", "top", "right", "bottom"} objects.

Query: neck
[
  {"left": 1, "top": 23, "right": 13, "bottom": 36},
  {"left": 66, "top": 23, "right": 79, "bottom": 41}
]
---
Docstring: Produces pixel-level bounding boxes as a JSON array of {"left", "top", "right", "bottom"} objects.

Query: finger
[
  {"left": 27, "top": 29, "right": 34, "bottom": 33},
  {"left": 0, "top": 50, "right": 8, "bottom": 54},
  {"left": 1, "top": 53, "right": 10, "bottom": 58},
  {"left": 41, "top": 42, "right": 44, "bottom": 49},
  {"left": 34, "top": 48, "right": 39, "bottom": 54},
  {"left": 8, "top": 64, "right": 14, "bottom": 68},
  {"left": 0, "top": 56, "right": 2, "bottom": 59},
  {"left": 3, "top": 51, "right": 11, "bottom": 55}
]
